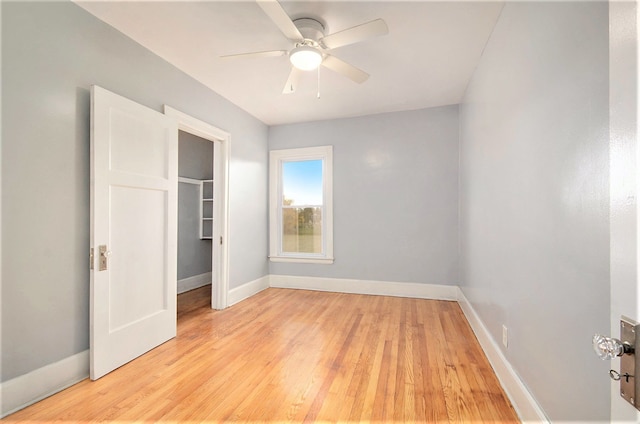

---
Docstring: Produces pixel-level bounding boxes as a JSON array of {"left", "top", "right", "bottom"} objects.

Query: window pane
[
  {"left": 282, "top": 207, "right": 322, "bottom": 254},
  {"left": 282, "top": 160, "right": 323, "bottom": 206}
]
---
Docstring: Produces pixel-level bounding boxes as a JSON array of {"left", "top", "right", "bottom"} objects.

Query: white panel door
[{"left": 90, "top": 85, "right": 178, "bottom": 380}]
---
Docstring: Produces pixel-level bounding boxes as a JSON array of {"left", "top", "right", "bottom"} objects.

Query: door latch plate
[
  {"left": 99, "top": 245, "right": 108, "bottom": 271},
  {"left": 620, "top": 316, "right": 639, "bottom": 410}
]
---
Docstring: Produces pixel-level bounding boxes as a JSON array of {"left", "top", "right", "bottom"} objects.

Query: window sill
[{"left": 269, "top": 256, "right": 334, "bottom": 265}]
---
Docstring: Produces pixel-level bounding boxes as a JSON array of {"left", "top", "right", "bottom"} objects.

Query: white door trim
[{"left": 164, "top": 106, "right": 230, "bottom": 310}]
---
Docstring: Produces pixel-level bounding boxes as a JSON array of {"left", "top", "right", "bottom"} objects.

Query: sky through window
[{"left": 282, "top": 159, "right": 323, "bottom": 206}]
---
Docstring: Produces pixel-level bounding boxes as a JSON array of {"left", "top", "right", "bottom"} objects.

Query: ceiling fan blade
[
  {"left": 319, "top": 19, "right": 388, "bottom": 50},
  {"left": 256, "top": 0, "right": 303, "bottom": 41},
  {"left": 282, "top": 67, "right": 302, "bottom": 94},
  {"left": 220, "top": 50, "right": 288, "bottom": 60},
  {"left": 321, "top": 55, "right": 369, "bottom": 84}
]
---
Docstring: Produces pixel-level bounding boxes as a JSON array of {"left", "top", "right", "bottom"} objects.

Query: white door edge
[
  {"left": 164, "top": 105, "right": 230, "bottom": 310},
  {"left": 609, "top": 1, "right": 640, "bottom": 422}
]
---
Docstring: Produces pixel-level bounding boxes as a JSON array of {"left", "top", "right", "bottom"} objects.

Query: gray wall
[
  {"left": 179, "top": 131, "right": 214, "bottom": 181},
  {"left": 459, "top": 2, "right": 610, "bottom": 421},
  {"left": 178, "top": 131, "right": 213, "bottom": 281},
  {"left": 1, "top": 1, "right": 268, "bottom": 382},
  {"left": 269, "top": 106, "right": 459, "bottom": 285}
]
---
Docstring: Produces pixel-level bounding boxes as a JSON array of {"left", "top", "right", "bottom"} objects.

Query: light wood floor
[{"left": 5, "top": 287, "right": 519, "bottom": 423}]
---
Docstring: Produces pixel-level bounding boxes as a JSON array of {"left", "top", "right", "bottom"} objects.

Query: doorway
[
  {"left": 177, "top": 130, "right": 214, "bottom": 308},
  {"left": 165, "top": 106, "right": 230, "bottom": 310}
]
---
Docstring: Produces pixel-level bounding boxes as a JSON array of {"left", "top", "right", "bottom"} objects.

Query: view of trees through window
[{"left": 282, "top": 159, "right": 323, "bottom": 254}]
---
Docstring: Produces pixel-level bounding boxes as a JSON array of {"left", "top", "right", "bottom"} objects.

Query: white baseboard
[
  {"left": 228, "top": 275, "right": 270, "bottom": 306},
  {"left": 0, "top": 350, "right": 89, "bottom": 418},
  {"left": 457, "top": 288, "right": 548, "bottom": 423},
  {"left": 269, "top": 274, "right": 459, "bottom": 301},
  {"left": 177, "top": 272, "right": 211, "bottom": 294}
]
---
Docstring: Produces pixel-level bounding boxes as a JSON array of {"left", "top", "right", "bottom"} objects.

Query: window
[{"left": 269, "top": 146, "right": 333, "bottom": 264}]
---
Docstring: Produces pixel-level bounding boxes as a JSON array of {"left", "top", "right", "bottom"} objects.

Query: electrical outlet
[{"left": 502, "top": 325, "right": 508, "bottom": 348}]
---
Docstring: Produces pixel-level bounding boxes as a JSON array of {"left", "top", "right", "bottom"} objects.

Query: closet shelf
[{"left": 198, "top": 179, "right": 214, "bottom": 240}]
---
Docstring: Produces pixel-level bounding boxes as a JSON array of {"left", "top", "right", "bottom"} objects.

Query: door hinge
[
  {"left": 90, "top": 248, "right": 94, "bottom": 270},
  {"left": 220, "top": 236, "right": 223, "bottom": 245}
]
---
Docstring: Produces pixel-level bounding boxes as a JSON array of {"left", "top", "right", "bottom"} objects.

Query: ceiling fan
[{"left": 221, "top": 0, "right": 389, "bottom": 94}]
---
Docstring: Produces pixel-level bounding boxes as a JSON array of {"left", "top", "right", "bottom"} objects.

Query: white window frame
[{"left": 269, "top": 146, "right": 334, "bottom": 264}]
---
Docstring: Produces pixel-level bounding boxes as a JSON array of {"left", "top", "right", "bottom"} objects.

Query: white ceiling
[{"left": 76, "top": 1, "right": 504, "bottom": 126}]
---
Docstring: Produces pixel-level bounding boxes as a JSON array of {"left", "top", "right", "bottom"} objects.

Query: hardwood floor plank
[
  {"left": 422, "top": 302, "right": 461, "bottom": 422},
  {"left": 390, "top": 306, "right": 404, "bottom": 421},
  {"left": 345, "top": 296, "right": 386, "bottom": 422},
  {"left": 4, "top": 287, "right": 519, "bottom": 423}
]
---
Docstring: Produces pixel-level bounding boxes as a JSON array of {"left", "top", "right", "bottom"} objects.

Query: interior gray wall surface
[
  {"left": 458, "top": 2, "right": 609, "bottom": 421},
  {"left": 1, "top": 1, "right": 268, "bottom": 382},
  {"left": 269, "top": 106, "right": 459, "bottom": 285},
  {"left": 178, "top": 131, "right": 213, "bottom": 281},
  {"left": 179, "top": 131, "right": 214, "bottom": 182}
]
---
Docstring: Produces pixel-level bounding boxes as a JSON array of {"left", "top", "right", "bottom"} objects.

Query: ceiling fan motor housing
[{"left": 293, "top": 18, "right": 325, "bottom": 43}]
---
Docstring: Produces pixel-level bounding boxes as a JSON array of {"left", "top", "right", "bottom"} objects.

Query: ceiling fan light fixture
[{"left": 289, "top": 45, "right": 322, "bottom": 71}]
